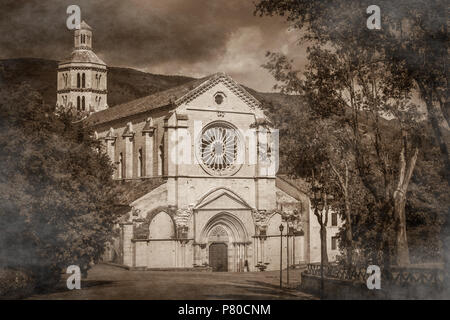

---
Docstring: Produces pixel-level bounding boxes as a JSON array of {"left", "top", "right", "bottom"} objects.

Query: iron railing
[{"left": 305, "top": 263, "right": 444, "bottom": 287}]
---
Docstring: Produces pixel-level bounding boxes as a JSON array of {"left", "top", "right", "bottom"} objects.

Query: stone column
[
  {"left": 246, "top": 243, "right": 252, "bottom": 271},
  {"left": 175, "top": 113, "right": 189, "bottom": 176},
  {"left": 122, "top": 122, "right": 135, "bottom": 179},
  {"left": 121, "top": 222, "right": 134, "bottom": 267},
  {"left": 164, "top": 113, "right": 189, "bottom": 207},
  {"left": 254, "top": 240, "right": 258, "bottom": 269},
  {"left": 105, "top": 137, "right": 115, "bottom": 163},
  {"left": 142, "top": 117, "right": 155, "bottom": 177},
  {"left": 261, "top": 239, "right": 265, "bottom": 264},
  {"left": 259, "top": 238, "right": 263, "bottom": 264},
  {"left": 105, "top": 128, "right": 117, "bottom": 177}
]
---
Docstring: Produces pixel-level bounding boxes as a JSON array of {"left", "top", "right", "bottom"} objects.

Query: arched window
[
  {"left": 149, "top": 212, "right": 174, "bottom": 239},
  {"left": 138, "top": 148, "right": 143, "bottom": 177},
  {"left": 77, "top": 73, "right": 80, "bottom": 88},
  {"left": 77, "top": 96, "right": 80, "bottom": 110},
  {"left": 118, "top": 153, "right": 123, "bottom": 179},
  {"left": 82, "top": 73, "right": 85, "bottom": 88},
  {"left": 81, "top": 96, "right": 85, "bottom": 111},
  {"left": 158, "top": 144, "right": 164, "bottom": 176}
]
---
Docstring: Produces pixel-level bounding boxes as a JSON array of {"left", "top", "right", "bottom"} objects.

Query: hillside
[
  {"left": 0, "top": 58, "right": 446, "bottom": 264},
  {"left": 0, "top": 58, "right": 307, "bottom": 139},
  {"left": 0, "top": 58, "right": 194, "bottom": 107}
]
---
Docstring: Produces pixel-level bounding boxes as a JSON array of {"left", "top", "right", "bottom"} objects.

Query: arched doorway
[
  {"left": 199, "top": 212, "right": 249, "bottom": 272},
  {"left": 209, "top": 243, "right": 228, "bottom": 271}
]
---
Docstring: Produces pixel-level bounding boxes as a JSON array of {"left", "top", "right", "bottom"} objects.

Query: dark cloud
[{"left": 0, "top": 0, "right": 307, "bottom": 91}]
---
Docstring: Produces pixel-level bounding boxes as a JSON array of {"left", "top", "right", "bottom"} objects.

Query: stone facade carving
[
  {"left": 276, "top": 208, "right": 303, "bottom": 233},
  {"left": 174, "top": 205, "right": 194, "bottom": 228},
  {"left": 131, "top": 206, "right": 141, "bottom": 217},
  {"left": 251, "top": 209, "right": 270, "bottom": 226}
]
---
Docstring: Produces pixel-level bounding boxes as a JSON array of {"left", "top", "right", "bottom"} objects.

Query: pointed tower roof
[
  {"left": 79, "top": 21, "right": 92, "bottom": 31},
  {"left": 58, "top": 20, "right": 106, "bottom": 66}
]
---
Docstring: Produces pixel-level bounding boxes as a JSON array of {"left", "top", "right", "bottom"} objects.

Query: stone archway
[{"left": 199, "top": 212, "right": 250, "bottom": 272}]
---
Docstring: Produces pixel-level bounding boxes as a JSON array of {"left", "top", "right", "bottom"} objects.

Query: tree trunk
[
  {"left": 393, "top": 147, "right": 419, "bottom": 266},
  {"left": 320, "top": 224, "right": 329, "bottom": 265},
  {"left": 329, "top": 162, "right": 353, "bottom": 266},
  {"left": 394, "top": 194, "right": 410, "bottom": 266},
  {"left": 344, "top": 195, "right": 353, "bottom": 266}
]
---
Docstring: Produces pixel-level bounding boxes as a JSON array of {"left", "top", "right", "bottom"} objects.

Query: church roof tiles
[
  {"left": 86, "top": 74, "right": 214, "bottom": 126},
  {"left": 59, "top": 49, "right": 107, "bottom": 66},
  {"left": 87, "top": 73, "right": 262, "bottom": 126}
]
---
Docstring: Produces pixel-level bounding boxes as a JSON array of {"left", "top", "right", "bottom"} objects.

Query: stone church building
[{"left": 57, "top": 22, "right": 341, "bottom": 272}]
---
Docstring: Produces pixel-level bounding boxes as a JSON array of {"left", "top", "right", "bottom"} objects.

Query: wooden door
[{"left": 209, "top": 243, "right": 228, "bottom": 272}]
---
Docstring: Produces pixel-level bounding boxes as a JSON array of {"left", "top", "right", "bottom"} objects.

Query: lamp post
[
  {"left": 286, "top": 221, "right": 290, "bottom": 286},
  {"left": 279, "top": 223, "right": 284, "bottom": 289},
  {"left": 316, "top": 197, "right": 325, "bottom": 300}
]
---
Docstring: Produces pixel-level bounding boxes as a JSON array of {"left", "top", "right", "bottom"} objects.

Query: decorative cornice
[
  {"left": 75, "top": 45, "right": 93, "bottom": 50},
  {"left": 175, "top": 73, "right": 262, "bottom": 111},
  {"left": 58, "top": 66, "right": 107, "bottom": 72},
  {"left": 104, "top": 127, "right": 117, "bottom": 141},
  {"left": 176, "top": 113, "right": 189, "bottom": 120},
  {"left": 122, "top": 122, "right": 135, "bottom": 138},
  {"left": 57, "top": 88, "right": 107, "bottom": 94},
  {"left": 142, "top": 117, "right": 156, "bottom": 134}
]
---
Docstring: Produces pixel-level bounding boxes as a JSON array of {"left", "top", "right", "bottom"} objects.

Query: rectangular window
[
  {"left": 138, "top": 148, "right": 143, "bottom": 177},
  {"left": 118, "top": 152, "right": 123, "bottom": 179},
  {"left": 331, "top": 236, "right": 338, "bottom": 250},
  {"left": 331, "top": 212, "right": 338, "bottom": 226}
]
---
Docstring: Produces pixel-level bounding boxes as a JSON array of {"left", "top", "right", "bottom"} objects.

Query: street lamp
[
  {"left": 316, "top": 197, "right": 325, "bottom": 300},
  {"left": 279, "top": 223, "right": 284, "bottom": 289},
  {"left": 286, "top": 220, "right": 290, "bottom": 286}
]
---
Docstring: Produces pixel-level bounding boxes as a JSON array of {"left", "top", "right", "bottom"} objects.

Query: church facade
[{"left": 57, "top": 22, "right": 341, "bottom": 272}]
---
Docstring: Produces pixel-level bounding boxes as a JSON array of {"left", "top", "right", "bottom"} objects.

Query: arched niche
[
  {"left": 208, "top": 225, "right": 230, "bottom": 243},
  {"left": 149, "top": 211, "right": 175, "bottom": 239},
  {"left": 267, "top": 212, "right": 282, "bottom": 236},
  {"left": 200, "top": 212, "right": 248, "bottom": 243}
]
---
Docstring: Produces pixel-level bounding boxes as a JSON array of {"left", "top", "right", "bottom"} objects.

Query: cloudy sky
[{"left": 0, "top": 0, "right": 308, "bottom": 92}]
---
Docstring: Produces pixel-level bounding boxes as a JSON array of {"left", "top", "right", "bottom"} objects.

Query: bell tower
[
  {"left": 74, "top": 21, "right": 93, "bottom": 49},
  {"left": 57, "top": 21, "right": 108, "bottom": 113}
]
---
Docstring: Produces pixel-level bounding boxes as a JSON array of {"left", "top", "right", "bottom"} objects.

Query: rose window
[{"left": 198, "top": 122, "right": 242, "bottom": 176}]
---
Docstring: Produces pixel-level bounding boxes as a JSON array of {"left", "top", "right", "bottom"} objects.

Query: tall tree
[
  {"left": 255, "top": 0, "right": 449, "bottom": 182},
  {"left": 0, "top": 83, "right": 122, "bottom": 291},
  {"left": 263, "top": 38, "right": 421, "bottom": 266}
]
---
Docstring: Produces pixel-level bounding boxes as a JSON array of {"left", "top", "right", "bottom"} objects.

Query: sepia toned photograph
[{"left": 0, "top": 0, "right": 448, "bottom": 306}]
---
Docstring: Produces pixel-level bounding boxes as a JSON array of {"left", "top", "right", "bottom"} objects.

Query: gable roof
[
  {"left": 86, "top": 72, "right": 262, "bottom": 126},
  {"left": 194, "top": 187, "right": 253, "bottom": 210},
  {"left": 87, "top": 75, "right": 211, "bottom": 126},
  {"left": 276, "top": 175, "right": 310, "bottom": 200},
  {"left": 176, "top": 72, "right": 261, "bottom": 110},
  {"left": 115, "top": 178, "right": 166, "bottom": 205}
]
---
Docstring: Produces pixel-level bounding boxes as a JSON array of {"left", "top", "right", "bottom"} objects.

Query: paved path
[{"left": 27, "top": 264, "right": 317, "bottom": 300}]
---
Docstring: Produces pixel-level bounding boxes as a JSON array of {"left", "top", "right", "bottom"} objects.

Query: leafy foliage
[
  {"left": 0, "top": 83, "right": 121, "bottom": 291},
  {"left": 256, "top": 0, "right": 448, "bottom": 267}
]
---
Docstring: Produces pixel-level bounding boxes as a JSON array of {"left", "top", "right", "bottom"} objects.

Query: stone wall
[{"left": 301, "top": 273, "right": 445, "bottom": 300}]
